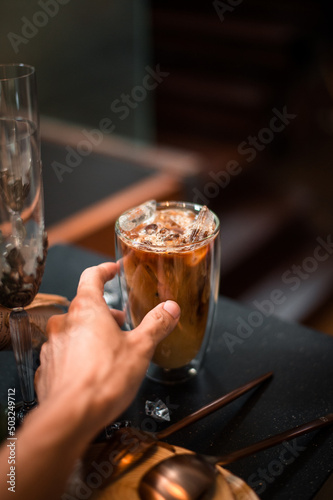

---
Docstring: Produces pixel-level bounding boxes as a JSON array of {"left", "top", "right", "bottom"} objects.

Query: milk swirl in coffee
[{"left": 116, "top": 201, "right": 218, "bottom": 370}]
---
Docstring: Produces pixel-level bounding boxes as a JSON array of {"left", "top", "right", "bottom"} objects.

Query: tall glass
[
  {"left": 115, "top": 201, "right": 220, "bottom": 384},
  {"left": 0, "top": 64, "right": 47, "bottom": 421}
]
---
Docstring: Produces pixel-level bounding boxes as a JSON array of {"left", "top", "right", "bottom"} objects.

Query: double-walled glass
[{"left": 115, "top": 201, "right": 220, "bottom": 384}]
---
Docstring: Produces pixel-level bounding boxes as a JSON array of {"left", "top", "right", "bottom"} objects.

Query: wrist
[
  {"left": 37, "top": 388, "right": 100, "bottom": 450},
  {"left": 5, "top": 387, "right": 99, "bottom": 500}
]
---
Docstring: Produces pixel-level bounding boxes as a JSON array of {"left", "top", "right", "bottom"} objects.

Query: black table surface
[{"left": 1, "top": 244, "right": 333, "bottom": 500}]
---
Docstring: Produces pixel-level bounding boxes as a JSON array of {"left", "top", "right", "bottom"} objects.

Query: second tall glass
[{"left": 0, "top": 64, "right": 47, "bottom": 420}]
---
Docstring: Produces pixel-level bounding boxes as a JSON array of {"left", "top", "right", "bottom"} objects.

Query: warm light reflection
[
  {"left": 160, "top": 475, "right": 189, "bottom": 500},
  {"left": 166, "top": 482, "right": 189, "bottom": 500},
  {"left": 150, "top": 490, "right": 167, "bottom": 500},
  {"left": 119, "top": 452, "right": 137, "bottom": 467}
]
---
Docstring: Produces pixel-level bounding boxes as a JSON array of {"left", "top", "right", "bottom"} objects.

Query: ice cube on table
[
  {"left": 118, "top": 200, "right": 156, "bottom": 232},
  {"left": 187, "top": 206, "right": 215, "bottom": 242},
  {"left": 145, "top": 399, "right": 170, "bottom": 422}
]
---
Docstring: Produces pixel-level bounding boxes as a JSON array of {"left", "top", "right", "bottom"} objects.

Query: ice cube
[
  {"left": 164, "top": 232, "right": 180, "bottom": 242},
  {"left": 103, "top": 278, "right": 121, "bottom": 308},
  {"left": 119, "top": 200, "right": 156, "bottom": 232},
  {"left": 145, "top": 399, "right": 171, "bottom": 422},
  {"left": 187, "top": 206, "right": 215, "bottom": 242},
  {"left": 144, "top": 223, "right": 158, "bottom": 235}
]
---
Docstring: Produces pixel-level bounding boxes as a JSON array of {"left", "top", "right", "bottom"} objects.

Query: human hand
[{"left": 35, "top": 262, "right": 180, "bottom": 438}]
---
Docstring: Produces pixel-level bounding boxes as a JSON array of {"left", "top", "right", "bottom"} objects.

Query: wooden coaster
[
  {"left": 0, "top": 293, "right": 69, "bottom": 350},
  {"left": 88, "top": 444, "right": 258, "bottom": 500}
]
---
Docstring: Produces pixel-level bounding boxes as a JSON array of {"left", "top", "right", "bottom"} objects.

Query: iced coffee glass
[{"left": 115, "top": 201, "right": 220, "bottom": 384}]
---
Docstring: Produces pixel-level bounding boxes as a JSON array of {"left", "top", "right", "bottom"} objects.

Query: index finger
[{"left": 77, "top": 262, "right": 119, "bottom": 297}]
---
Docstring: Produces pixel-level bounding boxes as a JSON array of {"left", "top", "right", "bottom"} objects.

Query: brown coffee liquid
[{"left": 118, "top": 207, "right": 216, "bottom": 369}]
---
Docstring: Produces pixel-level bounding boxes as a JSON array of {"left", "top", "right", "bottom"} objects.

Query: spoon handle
[
  {"left": 216, "top": 413, "right": 333, "bottom": 466},
  {"left": 157, "top": 371, "right": 273, "bottom": 440}
]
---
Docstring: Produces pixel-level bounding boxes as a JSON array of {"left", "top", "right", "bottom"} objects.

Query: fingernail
[{"left": 163, "top": 300, "right": 181, "bottom": 319}]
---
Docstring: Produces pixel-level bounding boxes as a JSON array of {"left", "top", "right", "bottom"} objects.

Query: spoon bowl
[
  {"left": 139, "top": 454, "right": 217, "bottom": 500},
  {"left": 139, "top": 413, "right": 333, "bottom": 500}
]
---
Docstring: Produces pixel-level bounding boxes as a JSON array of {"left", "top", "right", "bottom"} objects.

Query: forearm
[
  {"left": 0, "top": 263, "right": 180, "bottom": 500},
  {"left": 0, "top": 390, "right": 97, "bottom": 500}
]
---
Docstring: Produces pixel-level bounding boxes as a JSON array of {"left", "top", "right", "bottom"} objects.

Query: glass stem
[{"left": 9, "top": 308, "right": 36, "bottom": 408}]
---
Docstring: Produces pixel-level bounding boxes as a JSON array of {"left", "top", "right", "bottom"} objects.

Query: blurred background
[{"left": 1, "top": 0, "right": 333, "bottom": 333}]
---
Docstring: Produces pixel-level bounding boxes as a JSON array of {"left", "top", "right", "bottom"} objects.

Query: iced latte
[{"left": 115, "top": 201, "right": 220, "bottom": 382}]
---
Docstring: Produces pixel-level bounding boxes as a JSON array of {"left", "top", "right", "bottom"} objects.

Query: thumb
[{"left": 131, "top": 300, "right": 181, "bottom": 353}]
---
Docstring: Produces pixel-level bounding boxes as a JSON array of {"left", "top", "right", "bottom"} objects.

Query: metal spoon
[
  {"left": 139, "top": 413, "right": 333, "bottom": 500},
  {"left": 97, "top": 371, "right": 273, "bottom": 443},
  {"left": 88, "top": 372, "right": 273, "bottom": 482}
]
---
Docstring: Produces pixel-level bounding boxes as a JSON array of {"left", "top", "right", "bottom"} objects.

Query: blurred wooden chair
[{"left": 41, "top": 117, "right": 202, "bottom": 257}]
